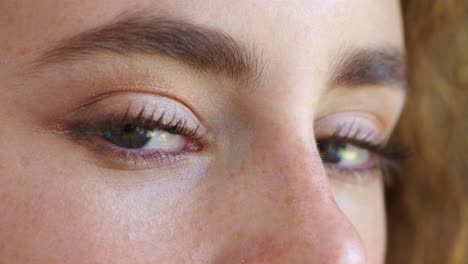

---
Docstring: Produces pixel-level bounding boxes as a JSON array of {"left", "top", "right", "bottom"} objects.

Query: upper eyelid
[
  {"left": 314, "top": 114, "right": 386, "bottom": 144},
  {"left": 332, "top": 120, "right": 378, "bottom": 143},
  {"left": 71, "top": 90, "right": 207, "bottom": 126},
  {"left": 68, "top": 108, "right": 202, "bottom": 139},
  {"left": 68, "top": 93, "right": 199, "bottom": 123},
  {"left": 51, "top": 92, "right": 208, "bottom": 137}
]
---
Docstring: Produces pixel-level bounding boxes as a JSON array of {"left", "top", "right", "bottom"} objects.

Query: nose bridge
[
  {"left": 247, "top": 115, "right": 327, "bottom": 205},
  {"left": 224, "top": 125, "right": 367, "bottom": 263}
]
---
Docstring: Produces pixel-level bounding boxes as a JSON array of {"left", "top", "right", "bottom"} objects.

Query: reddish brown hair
[{"left": 386, "top": 1, "right": 468, "bottom": 263}]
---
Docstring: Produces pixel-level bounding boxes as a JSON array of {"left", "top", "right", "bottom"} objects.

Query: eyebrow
[
  {"left": 330, "top": 48, "right": 407, "bottom": 89},
  {"left": 32, "top": 12, "right": 262, "bottom": 85},
  {"left": 31, "top": 12, "right": 406, "bottom": 90}
]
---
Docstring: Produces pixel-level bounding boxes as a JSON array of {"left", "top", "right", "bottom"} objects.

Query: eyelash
[
  {"left": 121, "top": 104, "right": 202, "bottom": 139},
  {"left": 317, "top": 123, "right": 409, "bottom": 180},
  {"left": 65, "top": 103, "right": 409, "bottom": 177},
  {"left": 66, "top": 104, "right": 203, "bottom": 169}
]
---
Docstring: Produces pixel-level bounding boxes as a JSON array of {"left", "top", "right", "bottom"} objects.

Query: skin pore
[{"left": 0, "top": 0, "right": 406, "bottom": 263}]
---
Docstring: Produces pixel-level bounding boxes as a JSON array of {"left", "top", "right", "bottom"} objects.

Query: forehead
[{"left": 1, "top": 0, "right": 404, "bottom": 55}]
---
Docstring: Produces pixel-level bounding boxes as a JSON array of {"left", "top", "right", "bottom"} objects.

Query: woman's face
[{"left": 0, "top": 0, "right": 406, "bottom": 263}]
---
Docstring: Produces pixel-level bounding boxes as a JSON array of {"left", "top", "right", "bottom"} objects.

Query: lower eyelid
[
  {"left": 325, "top": 165, "right": 382, "bottom": 185},
  {"left": 69, "top": 134, "right": 193, "bottom": 170}
]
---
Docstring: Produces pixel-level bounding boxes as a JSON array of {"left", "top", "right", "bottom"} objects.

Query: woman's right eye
[
  {"left": 102, "top": 124, "right": 188, "bottom": 151},
  {"left": 54, "top": 93, "right": 207, "bottom": 169}
]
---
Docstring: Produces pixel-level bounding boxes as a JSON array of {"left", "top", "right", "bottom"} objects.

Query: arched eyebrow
[
  {"left": 30, "top": 12, "right": 406, "bottom": 90},
  {"left": 329, "top": 48, "right": 407, "bottom": 89},
  {"left": 31, "top": 12, "right": 262, "bottom": 85}
]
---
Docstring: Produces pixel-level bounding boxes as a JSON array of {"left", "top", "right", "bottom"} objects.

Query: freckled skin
[{"left": 0, "top": 0, "right": 404, "bottom": 263}]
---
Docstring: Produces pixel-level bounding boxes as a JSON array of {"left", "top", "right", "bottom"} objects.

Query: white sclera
[
  {"left": 141, "top": 129, "right": 187, "bottom": 151},
  {"left": 337, "top": 144, "right": 371, "bottom": 168}
]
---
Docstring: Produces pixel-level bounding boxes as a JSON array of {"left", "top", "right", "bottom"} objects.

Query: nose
[{"left": 215, "top": 126, "right": 367, "bottom": 264}]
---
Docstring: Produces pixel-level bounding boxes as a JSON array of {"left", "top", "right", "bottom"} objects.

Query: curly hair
[{"left": 386, "top": 1, "right": 468, "bottom": 263}]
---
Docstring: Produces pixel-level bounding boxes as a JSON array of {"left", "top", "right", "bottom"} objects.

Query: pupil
[
  {"left": 103, "top": 124, "right": 152, "bottom": 149},
  {"left": 318, "top": 141, "right": 345, "bottom": 163},
  {"left": 123, "top": 124, "right": 136, "bottom": 134}
]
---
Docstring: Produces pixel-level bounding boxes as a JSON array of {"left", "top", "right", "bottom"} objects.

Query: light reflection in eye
[
  {"left": 336, "top": 144, "right": 370, "bottom": 168},
  {"left": 102, "top": 125, "right": 187, "bottom": 151},
  {"left": 318, "top": 141, "right": 373, "bottom": 170},
  {"left": 141, "top": 129, "right": 186, "bottom": 151}
]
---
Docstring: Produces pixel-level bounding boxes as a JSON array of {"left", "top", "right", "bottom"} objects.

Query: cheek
[
  {"left": 331, "top": 177, "right": 387, "bottom": 263},
  {"left": 0, "top": 153, "right": 190, "bottom": 263},
  {"left": 0, "top": 126, "right": 212, "bottom": 263},
  {"left": 0, "top": 174, "right": 189, "bottom": 263}
]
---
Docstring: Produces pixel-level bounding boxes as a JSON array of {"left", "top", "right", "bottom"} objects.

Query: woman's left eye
[
  {"left": 102, "top": 124, "right": 187, "bottom": 151},
  {"left": 317, "top": 140, "right": 374, "bottom": 170}
]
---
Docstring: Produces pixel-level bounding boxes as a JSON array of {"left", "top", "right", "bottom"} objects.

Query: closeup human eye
[
  {"left": 102, "top": 122, "right": 193, "bottom": 151},
  {"left": 99, "top": 108, "right": 201, "bottom": 151},
  {"left": 102, "top": 125, "right": 186, "bottom": 150},
  {"left": 316, "top": 119, "right": 408, "bottom": 183},
  {"left": 317, "top": 140, "right": 373, "bottom": 170},
  {"left": 53, "top": 92, "right": 206, "bottom": 170}
]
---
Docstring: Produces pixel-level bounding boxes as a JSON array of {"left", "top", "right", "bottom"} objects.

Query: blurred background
[{"left": 386, "top": 1, "right": 467, "bottom": 263}]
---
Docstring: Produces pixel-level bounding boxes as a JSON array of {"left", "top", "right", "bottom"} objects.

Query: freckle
[
  {"left": 239, "top": 164, "right": 246, "bottom": 173},
  {"left": 207, "top": 185, "right": 216, "bottom": 194},
  {"left": 19, "top": 156, "right": 31, "bottom": 168},
  {"left": 298, "top": 218, "right": 306, "bottom": 225},
  {"left": 272, "top": 134, "right": 280, "bottom": 141},
  {"left": 262, "top": 169, "right": 268, "bottom": 175},
  {"left": 274, "top": 125, "right": 281, "bottom": 133},
  {"left": 302, "top": 240, "right": 312, "bottom": 248},
  {"left": 284, "top": 195, "right": 294, "bottom": 207},
  {"left": 272, "top": 216, "right": 282, "bottom": 224},
  {"left": 233, "top": 231, "right": 242, "bottom": 239},
  {"left": 279, "top": 167, "right": 285, "bottom": 174}
]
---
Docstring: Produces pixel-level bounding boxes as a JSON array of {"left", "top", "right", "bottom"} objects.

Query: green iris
[
  {"left": 317, "top": 141, "right": 347, "bottom": 163},
  {"left": 103, "top": 124, "right": 152, "bottom": 149}
]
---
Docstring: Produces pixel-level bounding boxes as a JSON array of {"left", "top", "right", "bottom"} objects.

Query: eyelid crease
[
  {"left": 314, "top": 113, "right": 387, "bottom": 144},
  {"left": 65, "top": 104, "right": 204, "bottom": 140},
  {"left": 71, "top": 90, "right": 207, "bottom": 126}
]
